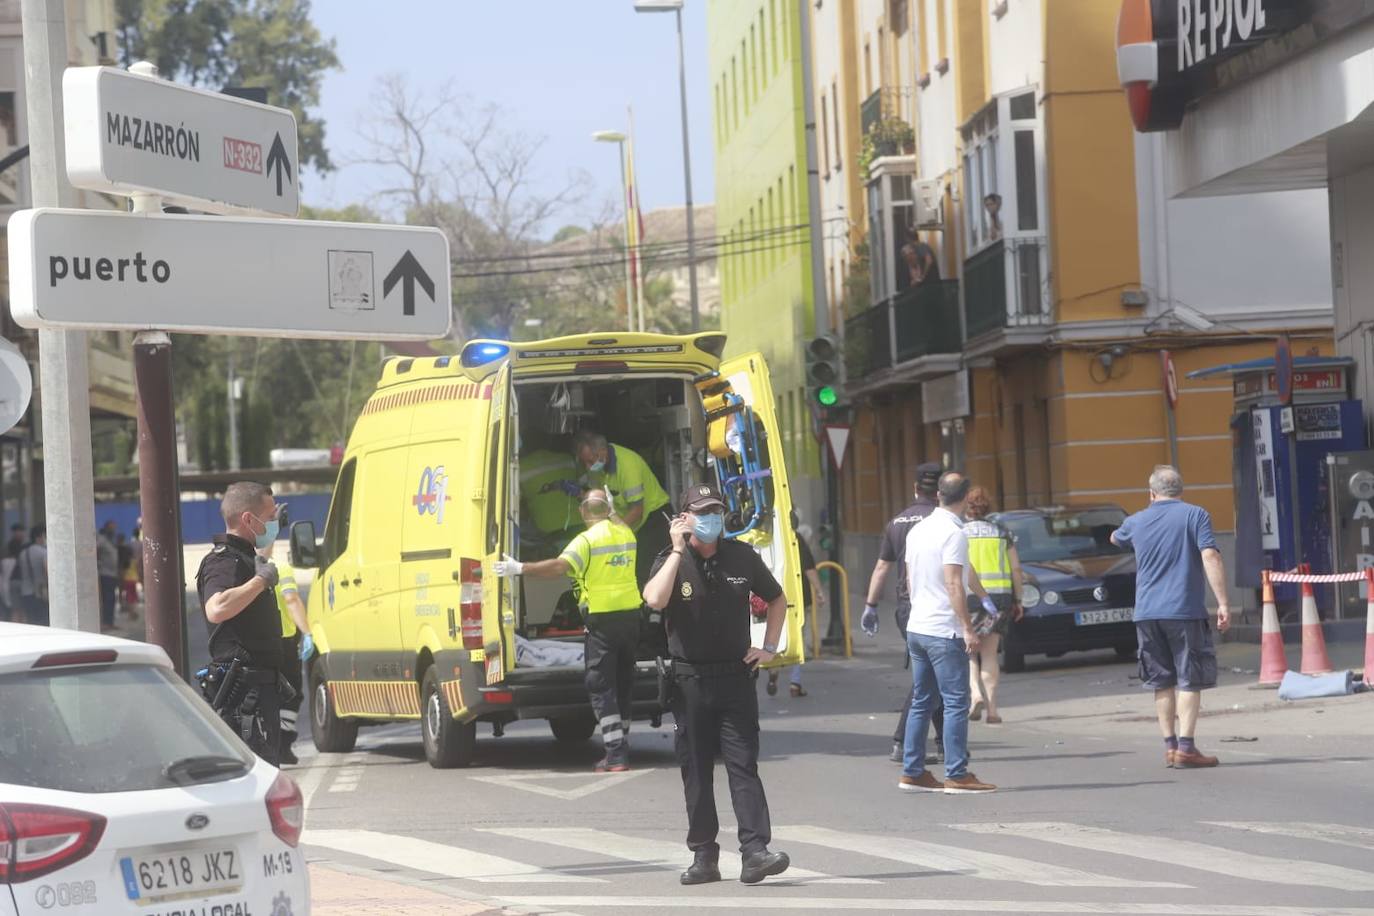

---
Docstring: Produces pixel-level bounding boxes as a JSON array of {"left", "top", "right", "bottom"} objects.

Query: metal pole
[
  {"left": 674, "top": 7, "right": 700, "bottom": 332},
  {"left": 134, "top": 330, "right": 186, "bottom": 676},
  {"left": 628, "top": 106, "right": 646, "bottom": 333},
  {"left": 125, "top": 60, "right": 187, "bottom": 675},
  {"left": 21, "top": 0, "right": 101, "bottom": 631},
  {"left": 1166, "top": 400, "right": 1180, "bottom": 469},
  {"left": 227, "top": 348, "right": 239, "bottom": 471},
  {"left": 798, "top": 0, "right": 830, "bottom": 337},
  {"left": 617, "top": 140, "right": 634, "bottom": 333}
]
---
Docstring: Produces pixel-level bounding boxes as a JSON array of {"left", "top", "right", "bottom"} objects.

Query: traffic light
[{"left": 805, "top": 335, "right": 841, "bottom": 408}]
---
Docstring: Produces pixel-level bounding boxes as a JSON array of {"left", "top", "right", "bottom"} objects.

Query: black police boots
[
  {"left": 739, "top": 848, "right": 791, "bottom": 884},
  {"left": 679, "top": 851, "right": 721, "bottom": 885}
]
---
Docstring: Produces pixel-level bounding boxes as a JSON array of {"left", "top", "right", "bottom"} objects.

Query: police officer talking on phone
[
  {"left": 196, "top": 482, "right": 287, "bottom": 765},
  {"left": 643, "top": 484, "right": 792, "bottom": 887}
]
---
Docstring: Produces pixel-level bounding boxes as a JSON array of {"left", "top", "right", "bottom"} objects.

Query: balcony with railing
[
  {"left": 861, "top": 86, "right": 916, "bottom": 146},
  {"left": 844, "top": 280, "right": 961, "bottom": 382},
  {"left": 963, "top": 237, "right": 1053, "bottom": 342}
]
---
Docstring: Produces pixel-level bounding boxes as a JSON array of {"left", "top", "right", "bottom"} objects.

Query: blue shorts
[{"left": 1135, "top": 619, "right": 1217, "bottom": 691}]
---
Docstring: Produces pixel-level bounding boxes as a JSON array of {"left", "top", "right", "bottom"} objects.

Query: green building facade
[{"left": 707, "top": 0, "right": 822, "bottom": 496}]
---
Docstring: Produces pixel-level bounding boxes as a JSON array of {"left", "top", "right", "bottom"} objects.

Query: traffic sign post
[
  {"left": 1276, "top": 335, "right": 1294, "bottom": 405},
  {"left": 10, "top": 57, "right": 455, "bottom": 673},
  {"left": 63, "top": 66, "right": 301, "bottom": 217},
  {"left": 1161, "top": 350, "right": 1180, "bottom": 469},
  {"left": 8, "top": 209, "right": 452, "bottom": 339}
]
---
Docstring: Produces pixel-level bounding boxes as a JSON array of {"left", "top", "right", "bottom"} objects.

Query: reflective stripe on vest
[
  {"left": 966, "top": 534, "right": 1012, "bottom": 593},
  {"left": 579, "top": 519, "right": 641, "bottom": 614}
]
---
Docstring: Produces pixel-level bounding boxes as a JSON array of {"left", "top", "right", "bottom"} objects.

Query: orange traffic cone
[
  {"left": 1299, "top": 576, "right": 1333, "bottom": 675},
  {"left": 1257, "top": 571, "right": 1287, "bottom": 688},
  {"left": 1364, "top": 569, "right": 1374, "bottom": 686}
]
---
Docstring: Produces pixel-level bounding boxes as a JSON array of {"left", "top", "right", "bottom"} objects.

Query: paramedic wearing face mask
[
  {"left": 196, "top": 481, "right": 287, "bottom": 764},
  {"left": 643, "top": 484, "right": 792, "bottom": 888},
  {"left": 492, "top": 489, "right": 642, "bottom": 773},
  {"left": 571, "top": 429, "right": 672, "bottom": 589}
]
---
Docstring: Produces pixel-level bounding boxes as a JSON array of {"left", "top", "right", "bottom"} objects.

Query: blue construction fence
[{"left": 90, "top": 492, "right": 332, "bottom": 545}]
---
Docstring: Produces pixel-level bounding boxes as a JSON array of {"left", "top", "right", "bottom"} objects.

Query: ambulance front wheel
[
  {"left": 309, "top": 657, "right": 358, "bottom": 753},
  {"left": 422, "top": 666, "right": 477, "bottom": 768}
]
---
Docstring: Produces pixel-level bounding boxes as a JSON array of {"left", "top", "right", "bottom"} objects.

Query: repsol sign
[{"left": 1115, "top": 0, "right": 1359, "bottom": 131}]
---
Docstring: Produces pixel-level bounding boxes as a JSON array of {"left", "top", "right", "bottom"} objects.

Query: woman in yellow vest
[
  {"left": 963, "top": 487, "right": 1024, "bottom": 724},
  {"left": 492, "top": 489, "right": 642, "bottom": 773}
]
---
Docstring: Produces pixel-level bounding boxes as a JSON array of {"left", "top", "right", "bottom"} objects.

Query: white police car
[{"left": 0, "top": 623, "right": 309, "bottom": 915}]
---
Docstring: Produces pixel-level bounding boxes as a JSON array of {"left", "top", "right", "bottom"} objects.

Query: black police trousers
[
  {"left": 216, "top": 666, "right": 282, "bottom": 766},
  {"left": 893, "top": 601, "right": 943, "bottom": 745},
  {"left": 585, "top": 610, "right": 641, "bottom": 748},
  {"left": 280, "top": 634, "right": 303, "bottom": 749},
  {"left": 671, "top": 669, "right": 772, "bottom": 857}
]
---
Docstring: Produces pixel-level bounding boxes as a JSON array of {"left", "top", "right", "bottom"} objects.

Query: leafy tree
[{"left": 115, "top": 0, "right": 339, "bottom": 172}]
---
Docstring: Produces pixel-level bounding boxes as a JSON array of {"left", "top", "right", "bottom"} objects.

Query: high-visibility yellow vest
[
  {"left": 275, "top": 559, "right": 299, "bottom": 637},
  {"left": 965, "top": 519, "right": 1013, "bottom": 594},
  {"left": 559, "top": 518, "right": 641, "bottom": 614}
]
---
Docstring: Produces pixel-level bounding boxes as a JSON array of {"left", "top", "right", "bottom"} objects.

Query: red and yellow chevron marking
[
  {"left": 359, "top": 382, "right": 494, "bottom": 418},
  {"left": 329, "top": 680, "right": 421, "bottom": 718}
]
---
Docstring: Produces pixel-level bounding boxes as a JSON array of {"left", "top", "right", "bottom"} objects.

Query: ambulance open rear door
[{"left": 697, "top": 352, "right": 805, "bottom": 665}]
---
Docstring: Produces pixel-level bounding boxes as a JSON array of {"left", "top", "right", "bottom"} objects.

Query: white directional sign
[
  {"left": 8, "top": 209, "right": 451, "bottom": 340},
  {"left": 63, "top": 66, "right": 300, "bottom": 216}
]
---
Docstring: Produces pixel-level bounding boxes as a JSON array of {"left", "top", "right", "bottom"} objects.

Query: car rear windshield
[
  {"left": 1003, "top": 508, "right": 1127, "bottom": 563},
  {"left": 0, "top": 663, "right": 252, "bottom": 793}
]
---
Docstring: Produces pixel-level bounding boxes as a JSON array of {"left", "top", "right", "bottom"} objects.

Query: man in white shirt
[{"left": 899, "top": 472, "right": 998, "bottom": 794}]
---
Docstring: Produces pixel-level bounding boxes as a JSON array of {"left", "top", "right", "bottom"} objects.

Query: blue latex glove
[
  {"left": 980, "top": 596, "right": 998, "bottom": 617},
  {"left": 299, "top": 633, "right": 315, "bottom": 661},
  {"left": 557, "top": 479, "right": 583, "bottom": 499},
  {"left": 861, "top": 603, "right": 879, "bottom": 637}
]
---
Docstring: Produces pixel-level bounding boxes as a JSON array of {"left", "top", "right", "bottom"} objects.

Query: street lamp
[
  {"left": 633, "top": 0, "right": 700, "bottom": 332},
  {"left": 593, "top": 130, "right": 636, "bottom": 332}
]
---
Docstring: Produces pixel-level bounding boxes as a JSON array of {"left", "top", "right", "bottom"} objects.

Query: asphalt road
[{"left": 283, "top": 633, "right": 1374, "bottom": 916}]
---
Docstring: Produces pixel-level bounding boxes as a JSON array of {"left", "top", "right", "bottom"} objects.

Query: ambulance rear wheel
[
  {"left": 422, "top": 666, "right": 476, "bottom": 769},
  {"left": 310, "top": 658, "right": 358, "bottom": 754},
  {"left": 549, "top": 714, "right": 596, "bottom": 743}
]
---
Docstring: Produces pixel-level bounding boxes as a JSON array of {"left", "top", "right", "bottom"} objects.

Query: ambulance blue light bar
[{"left": 460, "top": 342, "right": 511, "bottom": 368}]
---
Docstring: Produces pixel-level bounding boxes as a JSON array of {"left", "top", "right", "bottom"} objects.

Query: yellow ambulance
[{"left": 288, "top": 331, "right": 805, "bottom": 768}]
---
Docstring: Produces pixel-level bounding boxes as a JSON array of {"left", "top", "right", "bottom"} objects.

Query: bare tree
[{"left": 351, "top": 75, "right": 589, "bottom": 340}]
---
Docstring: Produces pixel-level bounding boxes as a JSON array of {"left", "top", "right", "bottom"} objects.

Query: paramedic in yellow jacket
[
  {"left": 263, "top": 540, "right": 311, "bottom": 765},
  {"left": 571, "top": 429, "right": 671, "bottom": 590},
  {"left": 492, "top": 489, "right": 641, "bottom": 773}
]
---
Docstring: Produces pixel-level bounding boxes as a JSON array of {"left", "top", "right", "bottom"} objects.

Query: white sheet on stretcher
[{"left": 515, "top": 634, "right": 585, "bottom": 668}]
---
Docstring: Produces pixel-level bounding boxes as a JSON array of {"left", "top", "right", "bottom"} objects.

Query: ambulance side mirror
[{"left": 289, "top": 521, "right": 320, "bottom": 569}]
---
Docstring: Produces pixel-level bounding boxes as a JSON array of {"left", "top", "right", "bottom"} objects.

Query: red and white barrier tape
[{"left": 1268, "top": 570, "right": 1370, "bottom": 584}]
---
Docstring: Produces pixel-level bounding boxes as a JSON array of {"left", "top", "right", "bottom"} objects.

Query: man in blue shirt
[{"left": 1111, "top": 465, "right": 1231, "bottom": 768}]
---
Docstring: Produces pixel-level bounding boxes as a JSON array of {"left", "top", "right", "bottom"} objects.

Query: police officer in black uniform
[
  {"left": 197, "top": 481, "right": 286, "bottom": 765},
  {"left": 643, "top": 483, "right": 791, "bottom": 886}
]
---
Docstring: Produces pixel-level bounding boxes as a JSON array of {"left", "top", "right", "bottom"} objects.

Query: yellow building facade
[{"left": 829, "top": 0, "right": 1333, "bottom": 589}]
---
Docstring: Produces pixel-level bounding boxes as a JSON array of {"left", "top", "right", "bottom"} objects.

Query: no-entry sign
[
  {"left": 63, "top": 66, "right": 301, "bottom": 217},
  {"left": 8, "top": 208, "right": 452, "bottom": 340}
]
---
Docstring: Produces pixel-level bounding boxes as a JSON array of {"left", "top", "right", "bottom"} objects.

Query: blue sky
[{"left": 301, "top": 0, "right": 714, "bottom": 234}]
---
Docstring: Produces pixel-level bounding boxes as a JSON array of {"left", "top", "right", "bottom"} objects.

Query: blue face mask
[
  {"left": 692, "top": 513, "right": 724, "bottom": 543},
  {"left": 588, "top": 459, "right": 605, "bottom": 473},
  {"left": 252, "top": 513, "right": 279, "bottom": 549}
]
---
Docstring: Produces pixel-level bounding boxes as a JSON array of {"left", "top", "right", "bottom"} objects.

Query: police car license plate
[
  {"left": 1074, "top": 607, "right": 1133, "bottom": 626},
  {"left": 120, "top": 846, "right": 241, "bottom": 901}
]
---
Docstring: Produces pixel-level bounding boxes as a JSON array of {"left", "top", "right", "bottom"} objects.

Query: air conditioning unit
[{"left": 914, "top": 179, "right": 943, "bottom": 229}]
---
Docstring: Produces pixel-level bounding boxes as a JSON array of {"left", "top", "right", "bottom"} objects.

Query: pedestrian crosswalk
[{"left": 302, "top": 820, "right": 1374, "bottom": 914}]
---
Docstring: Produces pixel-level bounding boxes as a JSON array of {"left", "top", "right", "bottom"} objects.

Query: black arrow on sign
[
  {"left": 266, "top": 132, "right": 292, "bottom": 197},
  {"left": 383, "top": 250, "right": 435, "bottom": 317}
]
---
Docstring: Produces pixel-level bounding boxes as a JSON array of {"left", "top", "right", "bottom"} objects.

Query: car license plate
[
  {"left": 1075, "top": 607, "right": 1134, "bottom": 626},
  {"left": 120, "top": 847, "right": 241, "bottom": 901}
]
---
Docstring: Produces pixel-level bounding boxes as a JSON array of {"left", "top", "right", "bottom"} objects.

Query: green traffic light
[{"left": 816, "top": 385, "right": 838, "bottom": 407}]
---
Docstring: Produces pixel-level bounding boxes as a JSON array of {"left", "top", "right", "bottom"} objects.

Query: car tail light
[
  {"left": 0, "top": 803, "right": 106, "bottom": 883},
  {"left": 265, "top": 772, "right": 303, "bottom": 848},
  {"left": 459, "top": 557, "right": 484, "bottom": 650},
  {"left": 481, "top": 689, "right": 514, "bottom": 704},
  {"left": 31, "top": 650, "right": 117, "bottom": 669}
]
